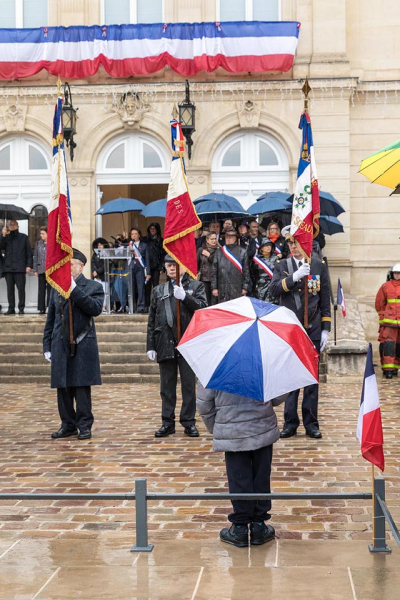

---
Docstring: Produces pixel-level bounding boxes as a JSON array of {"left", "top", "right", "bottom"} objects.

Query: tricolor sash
[
  {"left": 274, "top": 243, "right": 283, "bottom": 256},
  {"left": 253, "top": 256, "right": 274, "bottom": 278},
  {"left": 132, "top": 243, "right": 147, "bottom": 273},
  {"left": 255, "top": 239, "right": 260, "bottom": 250},
  {"left": 221, "top": 245, "right": 242, "bottom": 272}
]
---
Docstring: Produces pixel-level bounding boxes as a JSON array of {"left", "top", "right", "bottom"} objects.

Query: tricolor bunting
[
  {"left": 0, "top": 22, "right": 300, "bottom": 80},
  {"left": 221, "top": 245, "right": 243, "bottom": 272},
  {"left": 290, "top": 112, "right": 320, "bottom": 259},
  {"left": 45, "top": 96, "right": 73, "bottom": 298},
  {"left": 356, "top": 344, "right": 385, "bottom": 472},
  {"left": 163, "top": 120, "right": 201, "bottom": 278},
  {"left": 337, "top": 278, "right": 346, "bottom": 317}
]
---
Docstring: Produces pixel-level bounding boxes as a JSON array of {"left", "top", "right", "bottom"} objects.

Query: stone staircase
[{"left": 0, "top": 314, "right": 160, "bottom": 384}]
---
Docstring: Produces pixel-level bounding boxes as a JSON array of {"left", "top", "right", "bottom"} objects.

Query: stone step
[
  {"left": 0, "top": 342, "right": 146, "bottom": 353},
  {"left": 0, "top": 374, "right": 160, "bottom": 384},
  {"left": 1, "top": 331, "right": 147, "bottom": 343},
  {"left": 0, "top": 363, "right": 159, "bottom": 376},
  {"left": 0, "top": 352, "right": 149, "bottom": 364},
  {"left": 0, "top": 321, "right": 149, "bottom": 334}
]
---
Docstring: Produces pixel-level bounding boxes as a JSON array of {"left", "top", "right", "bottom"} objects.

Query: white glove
[
  {"left": 44, "top": 351, "right": 51, "bottom": 362},
  {"left": 71, "top": 276, "right": 76, "bottom": 291},
  {"left": 173, "top": 285, "right": 185, "bottom": 301},
  {"left": 320, "top": 330, "right": 329, "bottom": 352},
  {"left": 147, "top": 350, "right": 157, "bottom": 361},
  {"left": 293, "top": 263, "right": 310, "bottom": 282}
]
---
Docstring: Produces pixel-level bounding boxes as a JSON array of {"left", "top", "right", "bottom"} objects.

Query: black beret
[{"left": 72, "top": 248, "right": 87, "bottom": 265}]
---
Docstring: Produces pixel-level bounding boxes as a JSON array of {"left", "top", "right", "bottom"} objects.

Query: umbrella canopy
[
  {"left": 359, "top": 140, "right": 400, "bottom": 190},
  {"left": 95, "top": 198, "right": 145, "bottom": 216},
  {"left": 193, "top": 194, "right": 248, "bottom": 222},
  {"left": 0, "top": 203, "right": 30, "bottom": 221},
  {"left": 195, "top": 192, "right": 241, "bottom": 204},
  {"left": 178, "top": 297, "right": 319, "bottom": 403},
  {"left": 319, "top": 215, "right": 344, "bottom": 236},
  {"left": 141, "top": 198, "right": 167, "bottom": 218},
  {"left": 287, "top": 190, "right": 345, "bottom": 218},
  {"left": 248, "top": 193, "right": 292, "bottom": 216}
]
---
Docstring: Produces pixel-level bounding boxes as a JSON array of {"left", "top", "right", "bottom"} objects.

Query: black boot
[
  {"left": 384, "top": 370, "right": 393, "bottom": 379},
  {"left": 220, "top": 524, "right": 248, "bottom": 548},
  {"left": 250, "top": 522, "right": 275, "bottom": 545}
]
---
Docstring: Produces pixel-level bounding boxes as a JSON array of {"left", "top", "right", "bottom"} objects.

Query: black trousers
[
  {"left": 131, "top": 266, "right": 146, "bottom": 312},
  {"left": 159, "top": 355, "right": 196, "bottom": 427},
  {"left": 283, "top": 339, "right": 320, "bottom": 431},
  {"left": 38, "top": 273, "right": 51, "bottom": 312},
  {"left": 225, "top": 445, "right": 273, "bottom": 525},
  {"left": 57, "top": 386, "right": 94, "bottom": 431},
  {"left": 4, "top": 272, "right": 26, "bottom": 311},
  {"left": 145, "top": 268, "right": 161, "bottom": 308}
]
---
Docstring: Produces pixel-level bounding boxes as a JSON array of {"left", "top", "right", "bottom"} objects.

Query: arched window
[
  {"left": 212, "top": 130, "right": 289, "bottom": 208},
  {"left": 29, "top": 204, "right": 48, "bottom": 248},
  {"left": 0, "top": 136, "right": 50, "bottom": 174}
]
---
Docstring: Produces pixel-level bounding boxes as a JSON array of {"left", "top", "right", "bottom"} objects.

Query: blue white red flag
[
  {"left": 337, "top": 278, "right": 346, "bottom": 317},
  {"left": 357, "top": 344, "right": 385, "bottom": 472},
  {"left": 45, "top": 96, "right": 73, "bottom": 298},
  {"left": 221, "top": 245, "right": 243, "bottom": 272},
  {"left": 0, "top": 22, "right": 300, "bottom": 80},
  {"left": 290, "top": 112, "right": 320, "bottom": 259},
  {"left": 163, "top": 120, "right": 201, "bottom": 278},
  {"left": 253, "top": 255, "right": 273, "bottom": 277}
]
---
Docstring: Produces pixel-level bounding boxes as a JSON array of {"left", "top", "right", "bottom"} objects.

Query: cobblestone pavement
[{"left": 0, "top": 379, "right": 399, "bottom": 545}]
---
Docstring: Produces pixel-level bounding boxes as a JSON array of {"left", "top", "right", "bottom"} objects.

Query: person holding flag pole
[
  {"left": 43, "top": 79, "right": 104, "bottom": 441},
  {"left": 270, "top": 80, "right": 331, "bottom": 439}
]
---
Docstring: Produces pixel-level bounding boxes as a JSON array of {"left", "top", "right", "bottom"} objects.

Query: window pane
[
  {"left": 23, "top": 0, "right": 48, "bottom": 27},
  {"left": 106, "top": 143, "right": 125, "bottom": 169},
  {"left": 220, "top": 0, "right": 245, "bottom": 21},
  {"left": 29, "top": 204, "right": 48, "bottom": 248},
  {"left": 222, "top": 141, "right": 241, "bottom": 167},
  {"left": 0, "top": 0, "right": 15, "bottom": 27},
  {"left": 259, "top": 141, "right": 278, "bottom": 166},
  {"left": 104, "top": 0, "right": 130, "bottom": 24},
  {"left": 253, "top": 0, "right": 279, "bottom": 21},
  {"left": 143, "top": 143, "right": 162, "bottom": 168},
  {"left": 137, "top": 0, "right": 162, "bottom": 23},
  {"left": 0, "top": 146, "right": 10, "bottom": 170},
  {"left": 29, "top": 145, "right": 47, "bottom": 170}
]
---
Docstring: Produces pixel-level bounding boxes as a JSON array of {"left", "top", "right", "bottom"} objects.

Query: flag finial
[{"left": 302, "top": 77, "right": 311, "bottom": 113}]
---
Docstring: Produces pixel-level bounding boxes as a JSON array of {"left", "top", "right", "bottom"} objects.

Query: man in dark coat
[
  {"left": 43, "top": 249, "right": 104, "bottom": 440},
  {"left": 144, "top": 222, "right": 164, "bottom": 310},
  {"left": 270, "top": 237, "right": 331, "bottom": 439},
  {"left": 0, "top": 220, "right": 33, "bottom": 314},
  {"left": 211, "top": 229, "right": 250, "bottom": 303},
  {"left": 33, "top": 226, "right": 50, "bottom": 314},
  {"left": 147, "top": 254, "right": 207, "bottom": 438}
]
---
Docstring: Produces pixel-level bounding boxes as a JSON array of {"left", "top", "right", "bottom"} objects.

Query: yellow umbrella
[{"left": 359, "top": 139, "right": 400, "bottom": 191}]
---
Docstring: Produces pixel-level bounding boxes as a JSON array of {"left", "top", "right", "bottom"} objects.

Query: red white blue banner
[
  {"left": 45, "top": 96, "right": 73, "bottom": 299},
  {"left": 337, "top": 278, "right": 346, "bottom": 317},
  {"left": 163, "top": 120, "right": 201, "bottom": 278},
  {"left": 0, "top": 21, "right": 300, "bottom": 79},
  {"left": 253, "top": 255, "right": 273, "bottom": 277},
  {"left": 221, "top": 245, "right": 243, "bottom": 272},
  {"left": 290, "top": 112, "right": 320, "bottom": 259}
]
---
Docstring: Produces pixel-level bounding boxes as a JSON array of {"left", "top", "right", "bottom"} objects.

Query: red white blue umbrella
[{"left": 177, "top": 297, "right": 319, "bottom": 403}]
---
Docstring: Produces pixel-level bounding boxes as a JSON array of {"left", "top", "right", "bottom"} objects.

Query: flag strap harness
[
  {"left": 252, "top": 255, "right": 273, "bottom": 277},
  {"left": 221, "top": 245, "right": 243, "bottom": 272}
]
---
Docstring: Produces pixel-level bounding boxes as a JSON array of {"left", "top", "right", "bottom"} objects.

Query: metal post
[
  {"left": 369, "top": 477, "right": 391, "bottom": 553},
  {"left": 131, "top": 478, "right": 153, "bottom": 552},
  {"left": 334, "top": 303, "right": 337, "bottom": 345}
]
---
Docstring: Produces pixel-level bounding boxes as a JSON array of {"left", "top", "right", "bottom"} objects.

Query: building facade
[{"left": 0, "top": 0, "right": 399, "bottom": 339}]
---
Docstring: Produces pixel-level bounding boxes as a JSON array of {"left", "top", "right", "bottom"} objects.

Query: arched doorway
[
  {"left": 212, "top": 130, "right": 289, "bottom": 209},
  {"left": 95, "top": 132, "right": 170, "bottom": 240},
  {"left": 0, "top": 135, "right": 51, "bottom": 310}
]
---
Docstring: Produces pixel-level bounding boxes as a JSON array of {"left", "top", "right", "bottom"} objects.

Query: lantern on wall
[
  {"left": 62, "top": 82, "right": 77, "bottom": 161},
  {"left": 178, "top": 80, "right": 196, "bottom": 160}
]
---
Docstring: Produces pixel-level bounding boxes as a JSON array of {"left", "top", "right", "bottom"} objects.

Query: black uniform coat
[
  {"left": 211, "top": 244, "right": 250, "bottom": 302},
  {"left": 0, "top": 230, "right": 33, "bottom": 272},
  {"left": 43, "top": 275, "right": 104, "bottom": 389},
  {"left": 147, "top": 274, "right": 207, "bottom": 362},
  {"left": 269, "top": 256, "right": 331, "bottom": 342}
]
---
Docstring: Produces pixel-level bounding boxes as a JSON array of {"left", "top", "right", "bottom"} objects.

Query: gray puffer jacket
[{"left": 196, "top": 382, "right": 286, "bottom": 452}]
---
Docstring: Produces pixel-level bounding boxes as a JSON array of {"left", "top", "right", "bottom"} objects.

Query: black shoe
[
  {"left": 39, "top": 310, "right": 46, "bottom": 314},
  {"left": 306, "top": 428, "right": 322, "bottom": 439},
  {"left": 4, "top": 310, "right": 16, "bottom": 315},
  {"left": 220, "top": 524, "right": 249, "bottom": 548},
  {"left": 78, "top": 430, "right": 91, "bottom": 440},
  {"left": 184, "top": 425, "right": 199, "bottom": 437},
  {"left": 18, "top": 310, "right": 24, "bottom": 314},
  {"left": 51, "top": 427, "right": 78, "bottom": 439},
  {"left": 250, "top": 522, "right": 276, "bottom": 546},
  {"left": 280, "top": 428, "right": 297, "bottom": 439},
  {"left": 155, "top": 424, "right": 176, "bottom": 438},
  {"left": 384, "top": 371, "right": 393, "bottom": 379}
]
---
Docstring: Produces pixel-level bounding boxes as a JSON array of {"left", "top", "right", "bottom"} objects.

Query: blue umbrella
[
  {"left": 95, "top": 198, "right": 145, "bottom": 215},
  {"left": 194, "top": 192, "right": 241, "bottom": 205},
  {"left": 288, "top": 190, "right": 345, "bottom": 218},
  {"left": 319, "top": 215, "right": 344, "bottom": 236},
  {"left": 193, "top": 194, "right": 248, "bottom": 222},
  {"left": 248, "top": 193, "right": 292, "bottom": 216},
  {"left": 141, "top": 198, "right": 167, "bottom": 218}
]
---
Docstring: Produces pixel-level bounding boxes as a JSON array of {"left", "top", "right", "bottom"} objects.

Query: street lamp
[
  {"left": 62, "top": 82, "right": 77, "bottom": 161},
  {"left": 178, "top": 80, "right": 196, "bottom": 160}
]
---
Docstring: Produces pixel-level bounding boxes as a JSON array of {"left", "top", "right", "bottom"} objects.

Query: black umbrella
[{"left": 0, "top": 204, "right": 30, "bottom": 221}]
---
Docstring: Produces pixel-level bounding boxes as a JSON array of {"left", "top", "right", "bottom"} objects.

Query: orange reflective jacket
[{"left": 375, "top": 279, "right": 400, "bottom": 326}]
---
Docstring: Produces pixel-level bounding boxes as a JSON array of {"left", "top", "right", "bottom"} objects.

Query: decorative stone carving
[
  {"left": 2, "top": 104, "right": 27, "bottom": 132},
  {"left": 237, "top": 101, "right": 261, "bottom": 129},
  {"left": 112, "top": 92, "right": 151, "bottom": 129},
  {"left": 80, "top": 178, "right": 88, "bottom": 186}
]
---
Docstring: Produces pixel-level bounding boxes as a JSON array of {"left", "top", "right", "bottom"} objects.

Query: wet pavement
[{"left": 0, "top": 379, "right": 399, "bottom": 598}]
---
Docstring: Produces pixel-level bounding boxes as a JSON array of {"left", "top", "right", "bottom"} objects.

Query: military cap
[
  {"left": 164, "top": 254, "right": 177, "bottom": 264},
  {"left": 72, "top": 248, "right": 87, "bottom": 265}
]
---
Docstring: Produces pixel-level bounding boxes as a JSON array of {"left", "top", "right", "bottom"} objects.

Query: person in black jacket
[
  {"left": 0, "top": 220, "right": 33, "bottom": 314},
  {"left": 147, "top": 254, "right": 207, "bottom": 438},
  {"left": 212, "top": 229, "right": 250, "bottom": 303},
  {"left": 91, "top": 237, "right": 109, "bottom": 283},
  {"left": 144, "top": 222, "right": 165, "bottom": 310},
  {"left": 43, "top": 249, "right": 104, "bottom": 441}
]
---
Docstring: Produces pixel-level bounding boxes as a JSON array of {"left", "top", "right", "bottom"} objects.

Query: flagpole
[
  {"left": 176, "top": 264, "right": 181, "bottom": 342},
  {"left": 371, "top": 463, "right": 376, "bottom": 544},
  {"left": 302, "top": 78, "right": 311, "bottom": 331}
]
